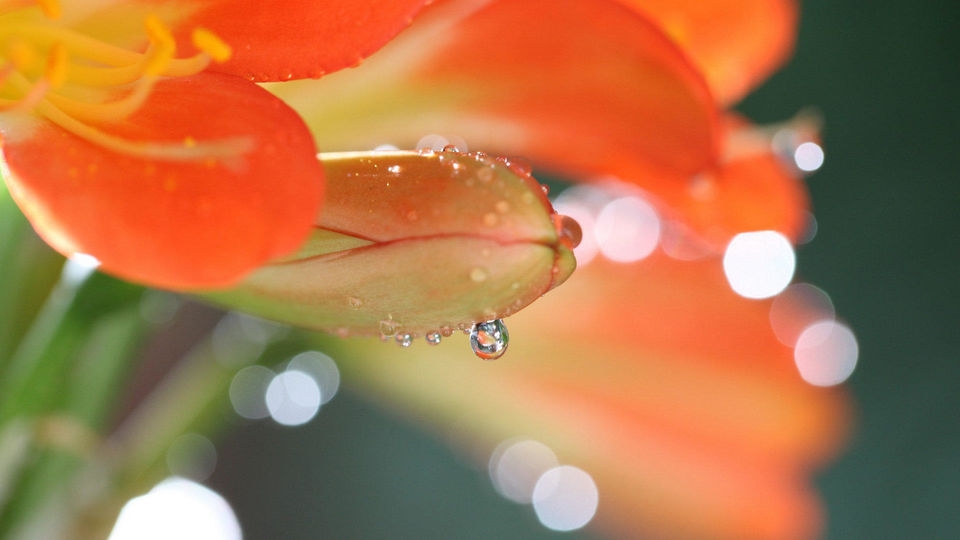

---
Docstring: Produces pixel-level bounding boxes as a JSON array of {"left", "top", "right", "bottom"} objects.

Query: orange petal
[
  {"left": 205, "top": 150, "right": 576, "bottom": 337},
  {"left": 1, "top": 72, "right": 323, "bottom": 290},
  {"left": 667, "top": 150, "right": 810, "bottom": 247},
  {"left": 278, "top": 0, "right": 721, "bottom": 179},
  {"left": 165, "top": 0, "right": 432, "bottom": 81},
  {"left": 624, "top": 0, "right": 798, "bottom": 104},
  {"left": 273, "top": 0, "right": 798, "bottom": 247},
  {"left": 334, "top": 251, "right": 850, "bottom": 539}
]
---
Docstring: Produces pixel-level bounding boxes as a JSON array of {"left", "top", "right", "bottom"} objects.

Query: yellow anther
[
  {"left": 36, "top": 0, "right": 61, "bottom": 19},
  {"left": 191, "top": 28, "right": 232, "bottom": 63},
  {"left": 144, "top": 14, "right": 176, "bottom": 52},
  {"left": 6, "top": 39, "right": 36, "bottom": 71},
  {"left": 45, "top": 42, "right": 68, "bottom": 88},
  {"left": 142, "top": 15, "right": 177, "bottom": 76}
]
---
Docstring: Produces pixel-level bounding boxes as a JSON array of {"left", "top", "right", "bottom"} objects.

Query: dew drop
[
  {"left": 470, "top": 319, "right": 509, "bottom": 360},
  {"left": 470, "top": 267, "right": 489, "bottom": 283},
  {"left": 477, "top": 166, "right": 496, "bottom": 183},
  {"left": 379, "top": 319, "right": 398, "bottom": 339},
  {"left": 387, "top": 165, "right": 401, "bottom": 174},
  {"left": 495, "top": 200, "right": 511, "bottom": 214},
  {"left": 425, "top": 332, "right": 442, "bottom": 346},
  {"left": 499, "top": 156, "right": 532, "bottom": 177},
  {"left": 395, "top": 333, "right": 413, "bottom": 348},
  {"left": 442, "top": 144, "right": 462, "bottom": 153},
  {"left": 439, "top": 326, "right": 454, "bottom": 337},
  {"left": 554, "top": 214, "right": 582, "bottom": 249}
]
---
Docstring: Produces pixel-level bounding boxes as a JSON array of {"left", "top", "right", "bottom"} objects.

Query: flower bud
[{"left": 204, "top": 149, "right": 577, "bottom": 338}]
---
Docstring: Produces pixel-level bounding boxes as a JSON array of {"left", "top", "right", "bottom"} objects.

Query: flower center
[{"left": 0, "top": 0, "right": 245, "bottom": 161}]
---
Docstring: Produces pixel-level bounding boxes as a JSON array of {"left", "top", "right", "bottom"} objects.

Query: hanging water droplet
[
  {"left": 553, "top": 214, "right": 583, "bottom": 249},
  {"left": 470, "top": 319, "right": 509, "bottom": 360},
  {"left": 395, "top": 333, "right": 413, "bottom": 348},
  {"left": 425, "top": 332, "right": 442, "bottom": 345},
  {"left": 442, "top": 144, "right": 462, "bottom": 153}
]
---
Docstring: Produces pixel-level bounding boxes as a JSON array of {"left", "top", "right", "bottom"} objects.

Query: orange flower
[
  {"left": 0, "top": 0, "right": 429, "bottom": 290},
  {"left": 255, "top": 1, "right": 849, "bottom": 538}
]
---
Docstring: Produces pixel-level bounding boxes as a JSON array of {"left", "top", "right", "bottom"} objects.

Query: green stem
[{"left": 0, "top": 274, "right": 147, "bottom": 538}]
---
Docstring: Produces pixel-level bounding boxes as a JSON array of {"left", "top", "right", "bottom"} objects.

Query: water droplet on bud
[
  {"left": 554, "top": 214, "right": 583, "bottom": 249},
  {"left": 425, "top": 332, "right": 442, "bottom": 345},
  {"left": 498, "top": 156, "right": 532, "bottom": 177},
  {"left": 395, "top": 333, "right": 413, "bottom": 348},
  {"left": 477, "top": 166, "right": 496, "bottom": 183},
  {"left": 470, "top": 319, "right": 509, "bottom": 360},
  {"left": 470, "top": 267, "right": 489, "bottom": 283},
  {"left": 379, "top": 319, "right": 398, "bottom": 339}
]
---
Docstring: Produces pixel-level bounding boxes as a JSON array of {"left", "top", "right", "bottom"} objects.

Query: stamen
[
  {"left": 191, "top": 28, "right": 232, "bottom": 63},
  {"left": 8, "top": 25, "right": 143, "bottom": 66},
  {"left": 0, "top": 4, "right": 247, "bottom": 165},
  {"left": 5, "top": 38, "right": 35, "bottom": 71},
  {"left": 37, "top": 99, "right": 256, "bottom": 164},
  {"left": 44, "top": 41, "right": 66, "bottom": 87},
  {"left": 43, "top": 76, "right": 157, "bottom": 123},
  {"left": 143, "top": 14, "right": 175, "bottom": 76}
]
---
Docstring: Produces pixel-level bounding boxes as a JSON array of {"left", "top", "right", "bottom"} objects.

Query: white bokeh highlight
[
  {"left": 286, "top": 351, "right": 340, "bottom": 405},
  {"left": 532, "top": 465, "right": 599, "bottom": 532},
  {"left": 108, "top": 478, "right": 241, "bottom": 540},
  {"left": 265, "top": 370, "right": 321, "bottom": 426},
  {"left": 723, "top": 231, "right": 796, "bottom": 299},
  {"left": 488, "top": 439, "right": 559, "bottom": 504},
  {"left": 794, "top": 320, "right": 859, "bottom": 386},
  {"left": 228, "top": 365, "right": 274, "bottom": 420},
  {"left": 794, "top": 142, "right": 825, "bottom": 172},
  {"left": 594, "top": 196, "right": 660, "bottom": 263}
]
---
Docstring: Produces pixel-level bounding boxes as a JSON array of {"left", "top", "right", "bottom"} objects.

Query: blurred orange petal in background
[{"left": 336, "top": 187, "right": 854, "bottom": 540}]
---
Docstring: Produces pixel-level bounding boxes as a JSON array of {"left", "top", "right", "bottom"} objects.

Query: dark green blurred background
[{"left": 209, "top": 1, "right": 960, "bottom": 538}]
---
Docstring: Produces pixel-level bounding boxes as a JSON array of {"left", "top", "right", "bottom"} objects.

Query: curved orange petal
[
  {"left": 623, "top": 0, "right": 798, "bottom": 104},
  {"left": 163, "top": 0, "right": 433, "bottom": 81},
  {"left": 278, "top": 0, "right": 720, "bottom": 178},
  {"left": 336, "top": 253, "right": 851, "bottom": 539},
  {"left": 274, "top": 0, "right": 804, "bottom": 248},
  {"left": 668, "top": 149, "right": 810, "bottom": 247},
  {"left": 1, "top": 72, "right": 323, "bottom": 290}
]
